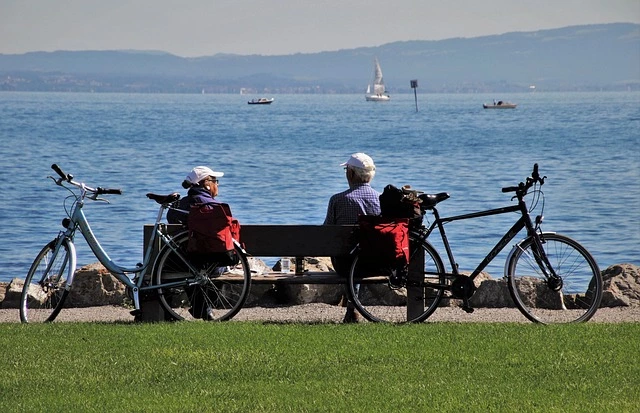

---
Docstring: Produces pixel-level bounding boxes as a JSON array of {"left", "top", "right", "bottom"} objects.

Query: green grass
[{"left": 0, "top": 322, "right": 638, "bottom": 412}]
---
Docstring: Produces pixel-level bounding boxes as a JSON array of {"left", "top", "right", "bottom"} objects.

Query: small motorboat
[
  {"left": 248, "top": 98, "right": 274, "bottom": 105},
  {"left": 483, "top": 100, "right": 517, "bottom": 109}
]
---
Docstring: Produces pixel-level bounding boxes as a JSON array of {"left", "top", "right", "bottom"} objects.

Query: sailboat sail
[
  {"left": 365, "top": 57, "right": 390, "bottom": 101},
  {"left": 372, "top": 59, "right": 385, "bottom": 95}
]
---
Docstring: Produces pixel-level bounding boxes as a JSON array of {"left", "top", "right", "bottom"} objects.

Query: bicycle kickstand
[
  {"left": 129, "top": 287, "right": 142, "bottom": 317},
  {"left": 461, "top": 297, "right": 475, "bottom": 314}
]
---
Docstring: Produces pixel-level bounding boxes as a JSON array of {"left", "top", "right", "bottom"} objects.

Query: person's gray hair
[{"left": 348, "top": 165, "right": 376, "bottom": 183}]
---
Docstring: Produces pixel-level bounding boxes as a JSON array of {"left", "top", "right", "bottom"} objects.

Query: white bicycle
[{"left": 20, "top": 164, "right": 251, "bottom": 323}]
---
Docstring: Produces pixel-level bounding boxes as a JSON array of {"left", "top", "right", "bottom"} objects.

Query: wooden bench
[
  {"left": 139, "top": 224, "right": 356, "bottom": 320},
  {"left": 140, "top": 223, "right": 424, "bottom": 321},
  {"left": 143, "top": 224, "right": 356, "bottom": 280}
]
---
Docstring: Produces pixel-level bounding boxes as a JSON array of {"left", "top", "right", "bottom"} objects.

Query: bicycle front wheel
[
  {"left": 507, "top": 233, "right": 602, "bottom": 324},
  {"left": 347, "top": 236, "right": 446, "bottom": 323},
  {"left": 20, "top": 240, "right": 72, "bottom": 323},
  {"left": 153, "top": 232, "right": 251, "bottom": 321}
]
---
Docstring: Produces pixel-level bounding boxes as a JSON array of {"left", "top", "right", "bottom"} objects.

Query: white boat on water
[
  {"left": 365, "top": 58, "right": 390, "bottom": 102},
  {"left": 248, "top": 98, "right": 274, "bottom": 105},
  {"left": 483, "top": 100, "right": 517, "bottom": 109}
]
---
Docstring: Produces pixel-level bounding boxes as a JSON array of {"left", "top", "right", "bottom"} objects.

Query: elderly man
[{"left": 324, "top": 153, "right": 381, "bottom": 322}]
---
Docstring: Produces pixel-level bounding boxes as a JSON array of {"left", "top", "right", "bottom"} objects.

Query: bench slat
[{"left": 240, "top": 225, "right": 356, "bottom": 257}]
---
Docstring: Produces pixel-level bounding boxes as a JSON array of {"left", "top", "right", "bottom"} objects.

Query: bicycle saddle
[
  {"left": 146, "top": 192, "right": 181, "bottom": 204},
  {"left": 418, "top": 192, "right": 450, "bottom": 210}
]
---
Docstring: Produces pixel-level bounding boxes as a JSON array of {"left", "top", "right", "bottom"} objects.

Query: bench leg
[
  {"left": 137, "top": 299, "right": 167, "bottom": 322},
  {"left": 407, "top": 245, "right": 425, "bottom": 320}
]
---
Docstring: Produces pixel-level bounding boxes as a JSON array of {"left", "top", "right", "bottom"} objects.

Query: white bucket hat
[{"left": 185, "top": 165, "right": 224, "bottom": 185}]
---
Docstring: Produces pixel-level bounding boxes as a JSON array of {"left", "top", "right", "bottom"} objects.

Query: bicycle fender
[
  {"left": 64, "top": 239, "right": 77, "bottom": 290},
  {"left": 233, "top": 238, "right": 247, "bottom": 254}
]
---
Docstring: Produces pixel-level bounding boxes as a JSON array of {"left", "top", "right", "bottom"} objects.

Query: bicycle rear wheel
[
  {"left": 153, "top": 232, "right": 251, "bottom": 321},
  {"left": 20, "top": 240, "right": 71, "bottom": 323},
  {"left": 507, "top": 233, "right": 602, "bottom": 324},
  {"left": 347, "top": 235, "right": 446, "bottom": 323}
]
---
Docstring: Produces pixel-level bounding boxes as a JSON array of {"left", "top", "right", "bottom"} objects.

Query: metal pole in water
[{"left": 410, "top": 79, "right": 418, "bottom": 112}]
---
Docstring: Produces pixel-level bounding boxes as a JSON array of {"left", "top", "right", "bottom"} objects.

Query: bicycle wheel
[
  {"left": 153, "top": 232, "right": 251, "bottom": 321},
  {"left": 507, "top": 233, "right": 602, "bottom": 324},
  {"left": 20, "top": 240, "right": 72, "bottom": 323},
  {"left": 347, "top": 235, "right": 446, "bottom": 323}
]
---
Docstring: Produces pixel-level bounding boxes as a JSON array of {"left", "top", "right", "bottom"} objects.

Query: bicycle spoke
[
  {"left": 154, "top": 233, "right": 251, "bottom": 321},
  {"left": 348, "top": 235, "right": 446, "bottom": 323},
  {"left": 20, "top": 241, "right": 71, "bottom": 323},
  {"left": 507, "top": 233, "right": 602, "bottom": 323}
]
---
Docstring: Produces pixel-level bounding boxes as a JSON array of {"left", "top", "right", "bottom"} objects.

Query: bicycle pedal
[{"left": 388, "top": 277, "right": 403, "bottom": 288}]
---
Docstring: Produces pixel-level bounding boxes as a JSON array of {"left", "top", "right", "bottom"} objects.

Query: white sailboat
[{"left": 365, "top": 57, "right": 390, "bottom": 102}]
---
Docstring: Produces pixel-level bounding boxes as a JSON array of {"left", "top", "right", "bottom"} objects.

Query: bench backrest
[
  {"left": 143, "top": 224, "right": 357, "bottom": 258},
  {"left": 241, "top": 225, "right": 356, "bottom": 257}
]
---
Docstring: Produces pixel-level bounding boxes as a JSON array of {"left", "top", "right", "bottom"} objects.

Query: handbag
[
  {"left": 357, "top": 215, "right": 409, "bottom": 268},
  {"left": 379, "top": 184, "right": 423, "bottom": 228},
  {"left": 187, "top": 202, "right": 241, "bottom": 266}
]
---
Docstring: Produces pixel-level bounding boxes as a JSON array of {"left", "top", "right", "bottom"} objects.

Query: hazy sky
[{"left": 1, "top": 0, "right": 638, "bottom": 57}]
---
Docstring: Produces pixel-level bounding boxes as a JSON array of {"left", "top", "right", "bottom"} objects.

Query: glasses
[{"left": 204, "top": 177, "right": 219, "bottom": 184}]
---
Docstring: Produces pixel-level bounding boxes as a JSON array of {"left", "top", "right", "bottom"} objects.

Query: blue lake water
[{"left": 0, "top": 91, "right": 638, "bottom": 282}]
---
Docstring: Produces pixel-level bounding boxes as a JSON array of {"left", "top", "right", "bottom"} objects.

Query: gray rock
[
  {"left": 2, "top": 261, "right": 640, "bottom": 309},
  {"left": 470, "top": 278, "right": 516, "bottom": 308},
  {"left": 279, "top": 283, "right": 345, "bottom": 305},
  {"left": 0, "top": 281, "right": 8, "bottom": 305},
  {"left": 66, "top": 263, "right": 127, "bottom": 307},
  {"left": 2, "top": 278, "right": 25, "bottom": 309},
  {"left": 600, "top": 263, "right": 640, "bottom": 307}
]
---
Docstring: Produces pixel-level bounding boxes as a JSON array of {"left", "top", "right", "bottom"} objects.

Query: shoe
[
  {"left": 338, "top": 294, "right": 349, "bottom": 307},
  {"left": 342, "top": 306, "right": 360, "bottom": 323},
  {"left": 188, "top": 306, "right": 215, "bottom": 320},
  {"left": 203, "top": 307, "right": 215, "bottom": 321}
]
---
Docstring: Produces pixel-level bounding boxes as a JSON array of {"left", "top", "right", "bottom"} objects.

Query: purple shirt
[
  {"left": 324, "top": 183, "right": 381, "bottom": 225},
  {"left": 188, "top": 186, "right": 222, "bottom": 206}
]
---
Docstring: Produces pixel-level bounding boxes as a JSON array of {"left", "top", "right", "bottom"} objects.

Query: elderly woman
[
  {"left": 183, "top": 165, "right": 224, "bottom": 206},
  {"left": 170, "top": 166, "right": 230, "bottom": 320},
  {"left": 167, "top": 165, "right": 224, "bottom": 224}
]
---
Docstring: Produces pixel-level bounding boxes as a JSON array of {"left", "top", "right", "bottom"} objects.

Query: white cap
[
  {"left": 340, "top": 153, "right": 375, "bottom": 171},
  {"left": 185, "top": 166, "right": 224, "bottom": 184}
]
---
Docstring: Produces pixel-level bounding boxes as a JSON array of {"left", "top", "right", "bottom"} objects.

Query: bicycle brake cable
[{"left": 63, "top": 194, "right": 77, "bottom": 219}]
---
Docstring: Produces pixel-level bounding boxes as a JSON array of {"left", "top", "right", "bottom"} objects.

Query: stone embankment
[{"left": 1, "top": 260, "right": 639, "bottom": 312}]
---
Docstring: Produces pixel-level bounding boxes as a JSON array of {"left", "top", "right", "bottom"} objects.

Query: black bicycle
[{"left": 347, "top": 164, "right": 603, "bottom": 324}]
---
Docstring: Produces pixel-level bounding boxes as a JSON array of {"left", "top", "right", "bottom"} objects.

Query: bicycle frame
[
  {"left": 58, "top": 194, "right": 197, "bottom": 310},
  {"left": 415, "top": 196, "right": 550, "bottom": 283}
]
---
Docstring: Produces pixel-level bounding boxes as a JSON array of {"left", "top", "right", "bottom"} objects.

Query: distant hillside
[{"left": 1, "top": 23, "right": 638, "bottom": 93}]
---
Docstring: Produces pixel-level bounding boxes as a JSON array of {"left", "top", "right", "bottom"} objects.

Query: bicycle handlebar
[
  {"left": 501, "top": 163, "right": 546, "bottom": 195},
  {"left": 50, "top": 164, "right": 122, "bottom": 196},
  {"left": 52, "top": 163, "right": 72, "bottom": 181},
  {"left": 96, "top": 187, "right": 123, "bottom": 195}
]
